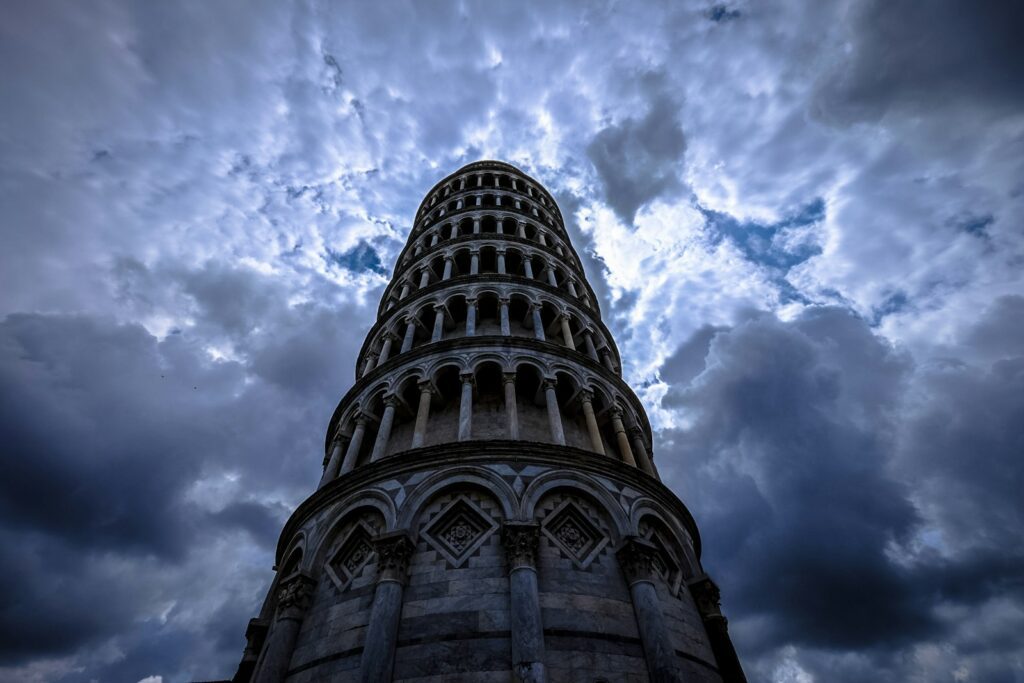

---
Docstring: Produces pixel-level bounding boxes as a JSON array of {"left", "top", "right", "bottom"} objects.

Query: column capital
[
  {"left": 459, "top": 371, "right": 476, "bottom": 385},
  {"left": 578, "top": 387, "right": 594, "bottom": 402},
  {"left": 275, "top": 572, "right": 316, "bottom": 620},
  {"left": 469, "top": 247, "right": 480, "bottom": 255},
  {"left": 354, "top": 412, "right": 370, "bottom": 427},
  {"left": 495, "top": 246, "right": 507, "bottom": 255},
  {"left": 383, "top": 394, "right": 401, "bottom": 408},
  {"left": 466, "top": 296, "right": 478, "bottom": 307},
  {"left": 433, "top": 302, "right": 446, "bottom": 311},
  {"left": 542, "top": 377, "right": 558, "bottom": 391},
  {"left": 688, "top": 575, "right": 725, "bottom": 621},
  {"left": 501, "top": 522, "right": 540, "bottom": 571},
  {"left": 417, "top": 379, "right": 434, "bottom": 394},
  {"left": 610, "top": 405, "right": 624, "bottom": 419},
  {"left": 442, "top": 253, "right": 454, "bottom": 262},
  {"left": 502, "top": 371, "right": 517, "bottom": 385},
  {"left": 499, "top": 296, "right": 510, "bottom": 305},
  {"left": 616, "top": 537, "right": 659, "bottom": 586},
  {"left": 374, "top": 531, "right": 415, "bottom": 585}
]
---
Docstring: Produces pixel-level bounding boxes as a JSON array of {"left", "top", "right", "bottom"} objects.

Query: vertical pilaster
[
  {"left": 689, "top": 575, "right": 747, "bottom": 683},
  {"left": 500, "top": 298, "right": 511, "bottom": 336},
  {"left": 465, "top": 298, "right": 478, "bottom": 336},
  {"left": 370, "top": 396, "right": 398, "bottom": 463},
  {"left": 503, "top": 372, "right": 519, "bottom": 439},
  {"left": 610, "top": 408, "right": 637, "bottom": 467},
  {"left": 543, "top": 378, "right": 565, "bottom": 445},
  {"left": 339, "top": 415, "right": 367, "bottom": 475},
  {"left": 458, "top": 372, "right": 474, "bottom": 441},
  {"left": 502, "top": 523, "right": 547, "bottom": 683},
  {"left": 411, "top": 381, "right": 433, "bottom": 448},
  {"left": 359, "top": 532, "right": 415, "bottom": 683},
  {"left": 251, "top": 572, "right": 316, "bottom": 683},
  {"left": 617, "top": 538, "right": 678, "bottom": 683},
  {"left": 579, "top": 390, "right": 605, "bottom": 455}
]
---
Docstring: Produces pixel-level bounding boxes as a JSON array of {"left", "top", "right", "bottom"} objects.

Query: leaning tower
[{"left": 234, "top": 161, "right": 745, "bottom": 683}]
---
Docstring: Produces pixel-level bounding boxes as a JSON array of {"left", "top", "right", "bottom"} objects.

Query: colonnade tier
[
  {"left": 378, "top": 244, "right": 600, "bottom": 333},
  {"left": 323, "top": 337, "right": 655, "bottom": 478},
  {"left": 413, "top": 160, "right": 563, "bottom": 236},
  {"left": 357, "top": 275, "right": 622, "bottom": 384},
  {"left": 390, "top": 214, "right": 590, "bottom": 300}
]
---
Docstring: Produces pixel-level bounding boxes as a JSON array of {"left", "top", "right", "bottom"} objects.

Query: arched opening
[
  {"left": 426, "top": 365, "right": 463, "bottom": 446},
  {"left": 472, "top": 361, "right": 506, "bottom": 440},
  {"left": 459, "top": 216, "right": 474, "bottom": 235},
  {"left": 505, "top": 248, "right": 524, "bottom": 279},
  {"left": 453, "top": 249, "right": 471, "bottom": 279},
  {"left": 522, "top": 222, "right": 537, "bottom": 241},
  {"left": 482, "top": 194, "right": 496, "bottom": 208},
  {"left": 553, "top": 371, "right": 589, "bottom": 451},
  {"left": 444, "top": 294, "right": 468, "bottom": 341},
  {"left": 501, "top": 216, "right": 518, "bottom": 235},
  {"left": 508, "top": 293, "right": 534, "bottom": 339},
  {"left": 475, "top": 291, "right": 501, "bottom": 336},
  {"left": 479, "top": 246, "right": 498, "bottom": 274},
  {"left": 383, "top": 376, "right": 420, "bottom": 457},
  {"left": 513, "top": 362, "right": 551, "bottom": 443},
  {"left": 480, "top": 215, "right": 498, "bottom": 233}
]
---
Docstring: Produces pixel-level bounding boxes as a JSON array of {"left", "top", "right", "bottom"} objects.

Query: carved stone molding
[
  {"left": 501, "top": 522, "right": 540, "bottom": 571},
  {"left": 275, "top": 572, "right": 316, "bottom": 621},
  {"left": 373, "top": 531, "right": 415, "bottom": 584},
  {"left": 689, "top": 574, "right": 725, "bottom": 622},
  {"left": 615, "top": 536, "right": 660, "bottom": 586}
]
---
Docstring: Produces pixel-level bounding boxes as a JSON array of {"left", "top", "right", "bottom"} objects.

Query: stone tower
[{"left": 234, "top": 161, "right": 745, "bottom": 683}]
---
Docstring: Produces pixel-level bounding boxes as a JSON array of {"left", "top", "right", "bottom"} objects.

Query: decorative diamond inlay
[
  {"left": 423, "top": 496, "right": 498, "bottom": 568},
  {"left": 541, "top": 499, "right": 609, "bottom": 569},
  {"left": 325, "top": 522, "right": 375, "bottom": 591}
]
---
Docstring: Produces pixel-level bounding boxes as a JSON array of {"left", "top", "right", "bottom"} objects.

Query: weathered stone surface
[{"left": 231, "top": 161, "right": 743, "bottom": 683}]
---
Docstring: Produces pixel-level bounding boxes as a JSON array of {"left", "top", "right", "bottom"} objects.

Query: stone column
[
  {"left": 497, "top": 249, "right": 507, "bottom": 275},
  {"left": 496, "top": 194, "right": 503, "bottom": 208},
  {"left": 458, "top": 372, "right": 474, "bottom": 441},
  {"left": 251, "top": 572, "right": 316, "bottom": 683},
  {"left": 617, "top": 538, "right": 679, "bottom": 683},
  {"left": 523, "top": 257, "right": 534, "bottom": 279},
  {"left": 470, "top": 249, "right": 480, "bottom": 275},
  {"left": 531, "top": 305, "right": 545, "bottom": 341},
  {"left": 430, "top": 232, "right": 439, "bottom": 247},
  {"left": 442, "top": 256, "right": 453, "bottom": 280},
  {"left": 559, "top": 315, "right": 576, "bottom": 350},
  {"left": 361, "top": 352, "right": 378, "bottom": 377},
  {"left": 235, "top": 617, "right": 269, "bottom": 683},
  {"left": 537, "top": 231, "right": 547, "bottom": 247},
  {"left": 500, "top": 298, "right": 511, "bottom": 336},
  {"left": 411, "top": 381, "right": 433, "bottom": 448},
  {"left": 359, "top": 532, "right": 415, "bottom": 683},
  {"left": 496, "top": 216, "right": 504, "bottom": 232},
  {"left": 413, "top": 243, "right": 423, "bottom": 257},
  {"left": 543, "top": 378, "right": 566, "bottom": 445},
  {"left": 600, "top": 348, "right": 617, "bottom": 373},
  {"left": 610, "top": 408, "right": 637, "bottom": 467},
  {"left": 399, "top": 282, "right": 411, "bottom": 300},
  {"left": 579, "top": 390, "right": 605, "bottom": 456},
  {"left": 473, "top": 217, "right": 481, "bottom": 234},
  {"left": 503, "top": 372, "right": 519, "bottom": 439},
  {"left": 566, "top": 279, "right": 578, "bottom": 297},
  {"left": 465, "top": 298, "right": 477, "bottom": 336},
  {"left": 418, "top": 267, "right": 430, "bottom": 289},
  {"left": 450, "top": 223, "right": 459, "bottom": 239},
  {"left": 518, "top": 221, "right": 526, "bottom": 238},
  {"left": 502, "top": 523, "right": 547, "bottom": 683},
  {"left": 431, "top": 304, "right": 446, "bottom": 343},
  {"left": 583, "top": 330, "right": 599, "bottom": 362},
  {"left": 689, "top": 575, "right": 747, "bottom": 683},
  {"left": 377, "top": 334, "right": 394, "bottom": 364},
  {"left": 400, "top": 317, "right": 417, "bottom": 353},
  {"left": 339, "top": 415, "right": 367, "bottom": 475},
  {"left": 369, "top": 395, "right": 398, "bottom": 463},
  {"left": 629, "top": 426, "right": 657, "bottom": 477},
  {"left": 546, "top": 264, "right": 558, "bottom": 287},
  {"left": 318, "top": 431, "right": 348, "bottom": 488}
]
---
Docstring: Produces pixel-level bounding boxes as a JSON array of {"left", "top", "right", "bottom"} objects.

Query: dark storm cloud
[
  {"left": 658, "top": 304, "right": 1024, "bottom": 680},
  {"left": 586, "top": 75, "right": 688, "bottom": 224},
  {"left": 814, "top": 0, "right": 1024, "bottom": 123}
]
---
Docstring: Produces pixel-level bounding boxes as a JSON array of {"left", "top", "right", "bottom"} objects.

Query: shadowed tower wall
[{"left": 233, "top": 161, "right": 746, "bottom": 683}]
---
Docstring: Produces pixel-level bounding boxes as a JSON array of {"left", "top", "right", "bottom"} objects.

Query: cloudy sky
[{"left": 1, "top": 1, "right": 1022, "bottom": 681}]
